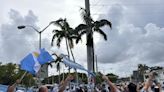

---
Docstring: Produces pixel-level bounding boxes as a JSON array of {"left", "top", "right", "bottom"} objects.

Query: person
[
  {"left": 102, "top": 75, "right": 120, "bottom": 92},
  {"left": 39, "top": 86, "right": 48, "bottom": 92},
  {"left": 154, "top": 82, "right": 161, "bottom": 92},
  {"left": 40, "top": 75, "right": 73, "bottom": 92},
  {"left": 101, "top": 83, "right": 108, "bottom": 92},
  {"left": 7, "top": 79, "right": 21, "bottom": 92},
  {"left": 140, "top": 72, "right": 156, "bottom": 92},
  {"left": 52, "top": 84, "right": 59, "bottom": 92},
  {"left": 51, "top": 75, "right": 74, "bottom": 92},
  {"left": 127, "top": 83, "right": 137, "bottom": 92}
]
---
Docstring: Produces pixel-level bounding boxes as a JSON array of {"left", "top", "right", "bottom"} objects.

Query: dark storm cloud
[{"left": 0, "top": 9, "right": 39, "bottom": 63}]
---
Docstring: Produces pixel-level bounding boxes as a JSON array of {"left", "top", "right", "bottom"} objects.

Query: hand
[
  {"left": 102, "top": 75, "right": 109, "bottom": 81},
  {"left": 149, "top": 72, "right": 155, "bottom": 80},
  {"left": 16, "top": 79, "right": 21, "bottom": 84},
  {"left": 65, "top": 75, "right": 74, "bottom": 81}
]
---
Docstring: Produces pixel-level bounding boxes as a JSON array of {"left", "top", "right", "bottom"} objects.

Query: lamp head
[{"left": 17, "top": 25, "right": 26, "bottom": 29}]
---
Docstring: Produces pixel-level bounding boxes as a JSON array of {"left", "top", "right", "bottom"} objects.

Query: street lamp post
[
  {"left": 18, "top": 23, "right": 52, "bottom": 49},
  {"left": 17, "top": 23, "right": 52, "bottom": 82}
]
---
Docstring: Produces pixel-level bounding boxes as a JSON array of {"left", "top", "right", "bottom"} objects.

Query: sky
[{"left": 1, "top": 0, "right": 164, "bottom": 77}]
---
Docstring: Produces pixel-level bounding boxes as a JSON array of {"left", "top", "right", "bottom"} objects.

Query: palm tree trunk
[
  {"left": 65, "top": 38, "right": 70, "bottom": 58},
  {"left": 65, "top": 38, "right": 70, "bottom": 73},
  {"left": 69, "top": 46, "right": 75, "bottom": 62},
  {"left": 68, "top": 40, "right": 79, "bottom": 85},
  {"left": 58, "top": 63, "right": 61, "bottom": 83}
]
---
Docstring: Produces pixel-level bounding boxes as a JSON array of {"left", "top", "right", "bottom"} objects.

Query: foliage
[
  {"left": 42, "top": 72, "right": 119, "bottom": 84},
  {"left": 51, "top": 18, "right": 76, "bottom": 48},
  {"left": 75, "top": 8, "right": 112, "bottom": 46},
  {"left": 51, "top": 18, "right": 77, "bottom": 74},
  {"left": 0, "top": 62, "right": 35, "bottom": 87},
  {"left": 106, "top": 73, "right": 119, "bottom": 83},
  {"left": 43, "top": 72, "right": 88, "bottom": 84}
]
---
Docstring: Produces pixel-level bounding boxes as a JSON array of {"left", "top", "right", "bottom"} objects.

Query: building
[{"left": 131, "top": 70, "right": 141, "bottom": 83}]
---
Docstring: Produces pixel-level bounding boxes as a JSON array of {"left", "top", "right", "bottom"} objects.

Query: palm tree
[
  {"left": 51, "top": 18, "right": 75, "bottom": 59},
  {"left": 51, "top": 18, "right": 78, "bottom": 83},
  {"left": 46, "top": 53, "right": 63, "bottom": 83},
  {"left": 51, "top": 18, "right": 77, "bottom": 65},
  {"left": 75, "top": 8, "right": 112, "bottom": 73}
]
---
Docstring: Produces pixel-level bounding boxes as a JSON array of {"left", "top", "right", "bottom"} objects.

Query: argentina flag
[{"left": 60, "top": 54, "right": 95, "bottom": 77}]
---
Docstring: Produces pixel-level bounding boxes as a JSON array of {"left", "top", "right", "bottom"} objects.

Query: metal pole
[
  {"left": 18, "top": 24, "right": 52, "bottom": 85},
  {"left": 95, "top": 55, "right": 98, "bottom": 72},
  {"left": 39, "top": 32, "right": 41, "bottom": 49},
  {"left": 85, "top": 0, "right": 94, "bottom": 73},
  {"left": 85, "top": 0, "right": 95, "bottom": 91},
  {"left": 37, "top": 24, "right": 51, "bottom": 84}
]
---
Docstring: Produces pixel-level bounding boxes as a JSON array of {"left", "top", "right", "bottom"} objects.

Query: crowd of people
[{"left": 7, "top": 72, "right": 163, "bottom": 92}]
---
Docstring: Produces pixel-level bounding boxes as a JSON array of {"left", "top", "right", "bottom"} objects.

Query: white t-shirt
[
  {"left": 52, "top": 87, "right": 59, "bottom": 92},
  {"left": 16, "top": 90, "right": 24, "bottom": 92},
  {"left": 140, "top": 87, "right": 153, "bottom": 92}
]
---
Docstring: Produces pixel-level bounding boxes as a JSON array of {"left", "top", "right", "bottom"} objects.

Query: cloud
[
  {"left": 0, "top": 9, "right": 39, "bottom": 63},
  {"left": 120, "top": 0, "right": 164, "bottom": 27},
  {"left": 89, "top": 0, "right": 164, "bottom": 76},
  {"left": 96, "top": 13, "right": 164, "bottom": 64},
  {"left": 1, "top": 0, "right": 164, "bottom": 77}
]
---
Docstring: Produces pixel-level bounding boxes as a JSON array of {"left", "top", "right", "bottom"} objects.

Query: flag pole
[
  {"left": 12, "top": 71, "right": 27, "bottom": 86},
  {"left": 20, "top": 71, "right": 27, "bottom": 81}
]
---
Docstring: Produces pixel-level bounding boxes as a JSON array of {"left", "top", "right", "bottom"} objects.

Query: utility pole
[
  {"left": 85, "top": 0, "right": 94, "bottom": 74},
  {"left": 85, "top": 0, "right": 95, "bottom": 91},
  {"left": 95, "top": 55, "right": 98, "bottom": 73},
  {"left": 85, "top": 0, "right": 95, "bottom": 72}
]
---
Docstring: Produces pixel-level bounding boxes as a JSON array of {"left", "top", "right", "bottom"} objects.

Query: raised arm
[
  {"left": 58, "top": 75, "right": 74, "bottom": 92},
  {"left": 142, "top": 72, "right": 154, "bottom": 92},
  {"left": 102, "top": 75, "right": 120, "bottom": 92}
]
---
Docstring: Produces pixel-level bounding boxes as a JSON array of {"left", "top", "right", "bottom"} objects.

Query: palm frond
[
  {"left": 52, "top": 18, "right": 64, "bottom": 28},
  {"left": 79, "top": 30, "right": 87, "bottom": 36},
  {"left": 51, "top": 34, "right": 57, "bottom": 46},
  {"left": 95, "top": 19, "right": 112, "bottom": 29},
  {"left": 56, "top": 18, "right": 64, "bottom": 23},
  {"left": 56, "top": 37, "right": 63, "bottom": 47},
  {"left": 96, "top": 29, "right": 107, "bottom": 40},
  {"left": 47, "top": 63, "right": 53, "bottom": 68},
  {"left": 56, "top": 62, "right": 60, "bottom": 72},
  {"left": 52, "top": 29, "right": 60, "bottom": 33},
  {"left": 75, "top": 36, "right": 81, "bottom": 44},
  {"left": 75, "top": 31, "right": 87, "bottom": 44},
  {"left": 75, "top": 24, "right": 88, "bottom": 32}
]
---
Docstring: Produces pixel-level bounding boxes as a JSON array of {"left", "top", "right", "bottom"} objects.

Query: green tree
[
  {"left": 0, "top": 63, "right": 17, "bottom": 85},
  {"left": 0, "top": 62, "right": 35, "bottom": 87},
  {"left": 106, "top": 73, "right": 118, "bottom": 83},
  {"left": 75, "top": 8, "right": 112, "bottom": 72}
]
